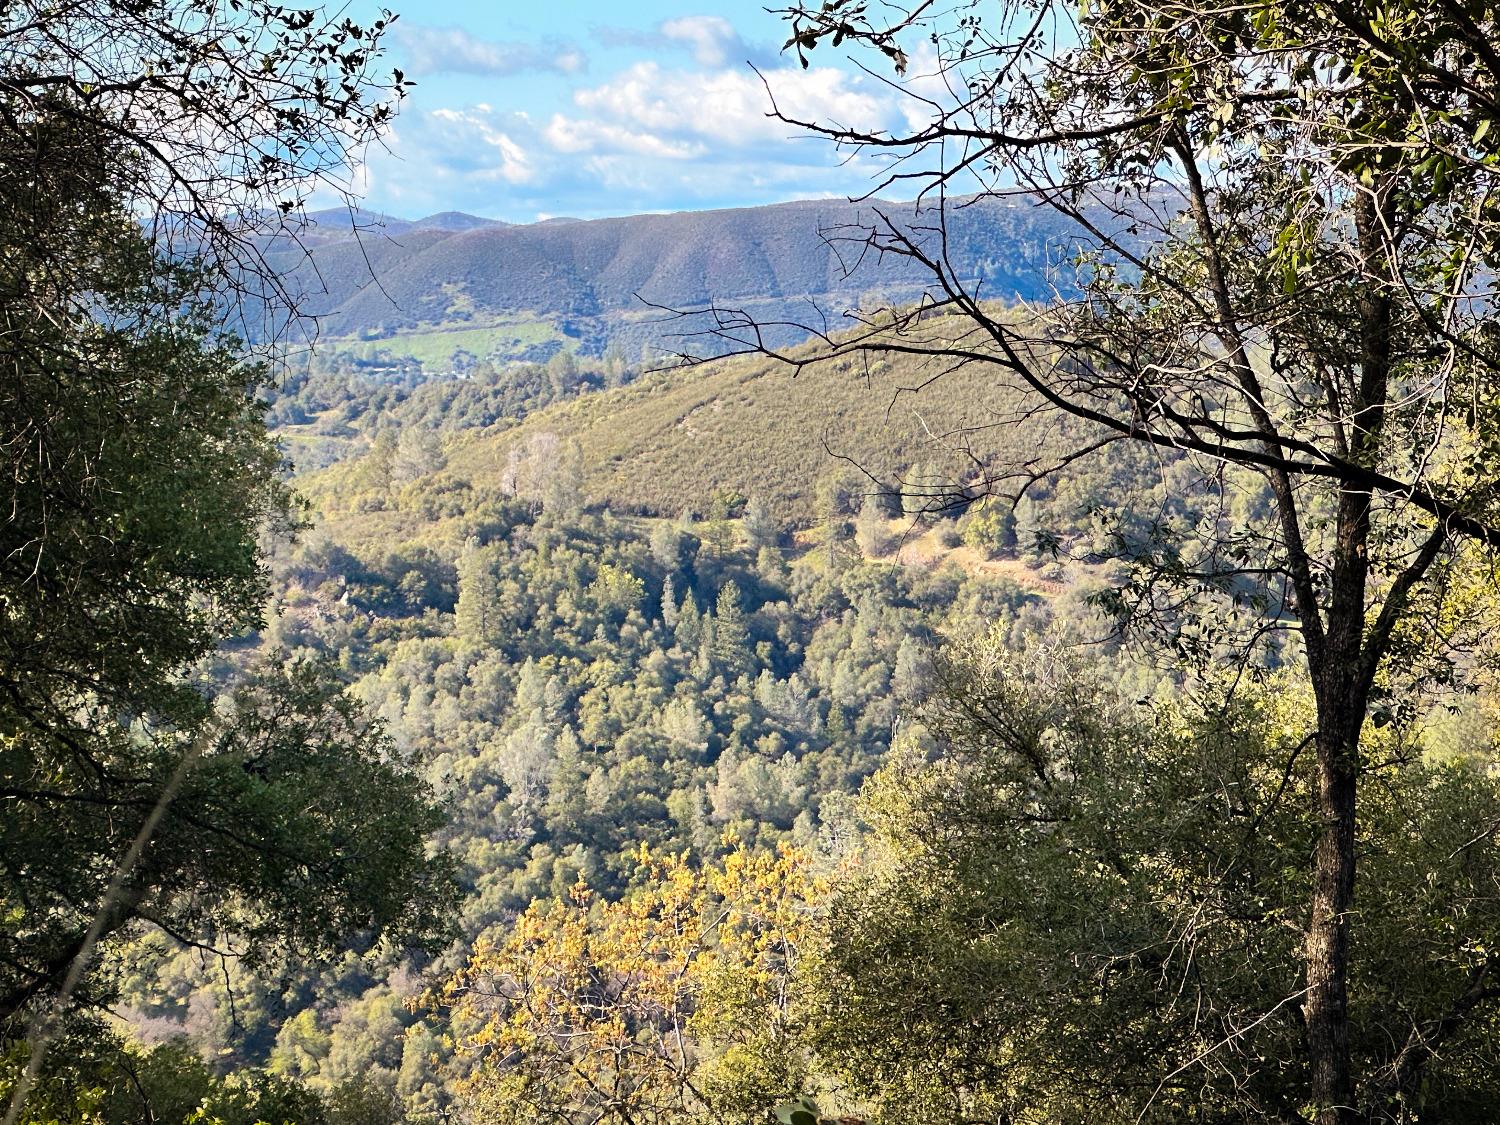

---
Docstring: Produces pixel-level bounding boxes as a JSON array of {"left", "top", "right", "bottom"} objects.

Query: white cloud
[
  {"left": 357, "top": 94, "right": 895, "bottom": 219},
  {"left": 347, "top": 106, "right": 538, "bottom": 214},
  {"left": 658, "top": 15, "right": 743, "bottom": 67},
  {"left": 426, "top": 109, "right": 534, "bottom": 183},
  {"left": 543, "top": 115, "right": 706, "bottom": 160},
  {"left": 563, "top": 61, "right": 892, "bottom": 149},
  {"left": 394, "top": 25, "right": 586, "bottom": 78},
  {"left": 591, "top": 15, "right": 775, "bottom": 68},
  {"left": 350, "top": 30, "right": 917, "bottom": 220}
]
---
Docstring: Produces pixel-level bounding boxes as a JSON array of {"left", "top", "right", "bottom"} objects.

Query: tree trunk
[
  {"left": 1302, "top": 191, "right": 1392, "bottom": 1121},
  {"left": 1304, "top": 494, "right": 1376, "bottom": 1124},
  {"left": 1305, "top": 718, "right": 1359, "bottom": 1124}
]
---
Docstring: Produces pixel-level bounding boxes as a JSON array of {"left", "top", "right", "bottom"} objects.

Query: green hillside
[{"left": 451, "top": 357, "right": 1021, "bottom": 522}]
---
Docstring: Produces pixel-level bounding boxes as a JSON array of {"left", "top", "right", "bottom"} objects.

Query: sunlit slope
[
  {"left": 456, "top": 358, "right": 1038, "bottom": 521},
  {"left": 301, "top": 322, "right": 1097, "bottom": 542}
]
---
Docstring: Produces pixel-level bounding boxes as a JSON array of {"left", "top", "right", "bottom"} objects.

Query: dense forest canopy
[{"left": 6, "top": 0, "right": 1500, "bottom": 1123}]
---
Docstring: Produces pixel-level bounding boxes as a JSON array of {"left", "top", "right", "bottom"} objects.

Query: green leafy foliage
[
  {"left": 798, "top": 643, "right": 1500, "bottom": 1121},
  {"left": 127, "top": 375, "right": 1114, "bottom": 1117},
  {"left": 0, "top": 107, "right": 455, "bottom": 1125}
]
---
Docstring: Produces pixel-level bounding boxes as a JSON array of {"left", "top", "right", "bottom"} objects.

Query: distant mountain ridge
[
  {"left": 295, "top": 207, "right": 508, "bottom": 241},
  {"left": 269, "top": 195, "right": 1094, "bottom": 364}
]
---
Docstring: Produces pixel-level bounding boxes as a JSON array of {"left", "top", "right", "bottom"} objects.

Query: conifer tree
[{"left": 713, "top": 582, "right": 752, "bottom": 674}]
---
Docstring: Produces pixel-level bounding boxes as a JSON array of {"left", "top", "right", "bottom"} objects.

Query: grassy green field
[{"left": 331, "top": 317, "right": 563, "bottom": 367}]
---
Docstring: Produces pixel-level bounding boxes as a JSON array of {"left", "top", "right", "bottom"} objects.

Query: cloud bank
[{"left": 358, "top": 14, "right": 916, "bottom": 220}]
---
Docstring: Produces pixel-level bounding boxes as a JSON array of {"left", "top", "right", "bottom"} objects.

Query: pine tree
[
  {"left": 455, "top": 539, "right": 503, "bottom": 645},
  {"left": 674, "top": 591, "right": 703, "bottom": 650},
  {"left": 712, "top": 582, "right": 751, "bottom": 673}
]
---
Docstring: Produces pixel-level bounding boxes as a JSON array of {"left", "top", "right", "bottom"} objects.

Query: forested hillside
[
  {"left": 158, "top": 307, "right": 1500, "bottom": 1122},
  {"left": 113, "top": 334, "right": 1183, "bottom": 1120},
  {"left": 275, "top": 310, "right": 1180, "bottom": 530}
]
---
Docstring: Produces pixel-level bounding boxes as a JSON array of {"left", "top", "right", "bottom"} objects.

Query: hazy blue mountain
[{"left": 270, "top": 195, "right": 1094, "bottom": 364}]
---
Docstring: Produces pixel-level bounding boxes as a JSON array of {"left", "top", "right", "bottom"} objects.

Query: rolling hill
[{"left": 296, "top": 313, "right": 1160, "bottom": 558}]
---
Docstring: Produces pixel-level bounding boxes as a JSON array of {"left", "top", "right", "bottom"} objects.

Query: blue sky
[{"left": 334, "top": 1, "right": 933, "bottom": 222}]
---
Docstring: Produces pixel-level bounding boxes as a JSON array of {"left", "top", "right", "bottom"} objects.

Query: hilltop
[{"left": 295, "top": 314, "right": 1163, "bottom": 568}]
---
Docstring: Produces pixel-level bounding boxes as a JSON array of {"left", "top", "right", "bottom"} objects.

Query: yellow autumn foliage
[{"left": 445, "top": 841, "right": 821, "bottom": 1124}]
